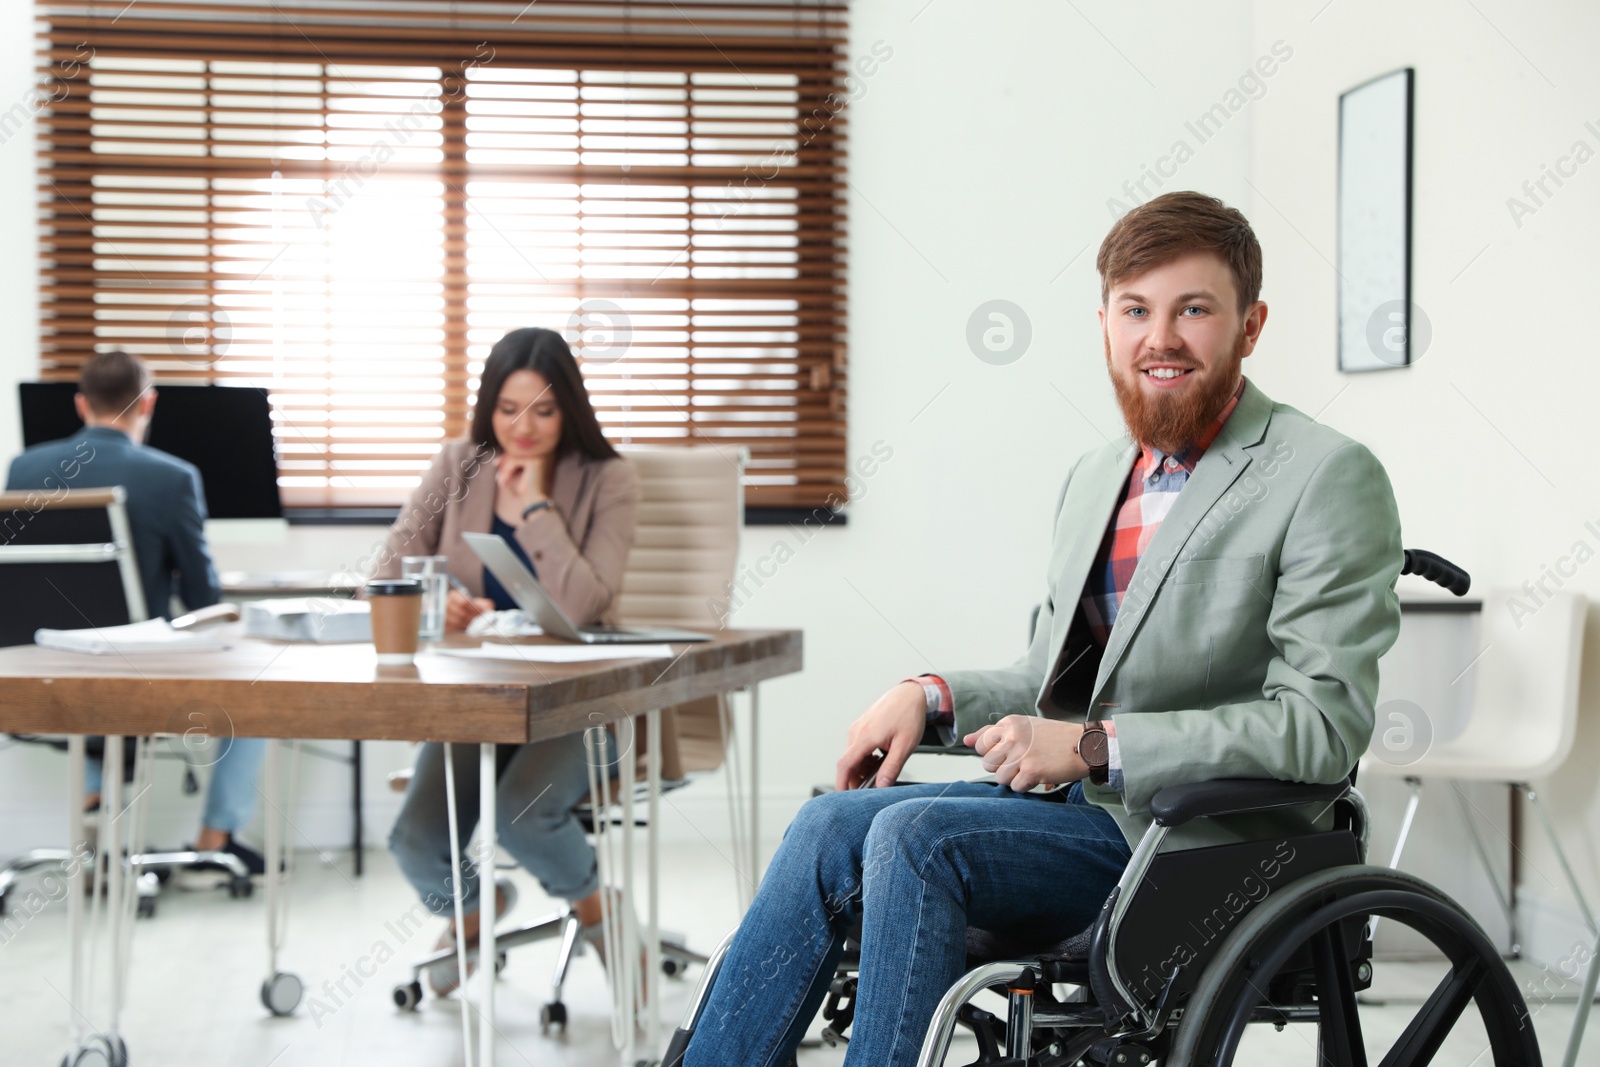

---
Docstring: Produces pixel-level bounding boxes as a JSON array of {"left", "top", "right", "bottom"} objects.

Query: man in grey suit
[
  {"left": 7, "top": 351, "right": 267, "bottom": 875},
  {"left": 684, "top": 191, "right": 1404, "bottom": 1067}
]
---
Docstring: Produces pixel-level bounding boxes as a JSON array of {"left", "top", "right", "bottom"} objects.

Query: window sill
[{"left": 282, "top": 506, "right": 847, "bottom": 528}]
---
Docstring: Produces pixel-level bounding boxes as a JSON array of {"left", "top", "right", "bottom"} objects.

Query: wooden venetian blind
[{"left": 36, "top": 1, "right": 849, "bottom": 510}]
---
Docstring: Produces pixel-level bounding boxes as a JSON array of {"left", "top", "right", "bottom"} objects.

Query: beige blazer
[{"left": 375, "top": 438, "right": 641, "bottom": 627}]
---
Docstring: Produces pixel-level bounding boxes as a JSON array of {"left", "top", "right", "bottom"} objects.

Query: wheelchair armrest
[
  {"left": 912, "top": 744, "right": 977, "bottom": 756},
  {"left": 1149, "top": 778, "right": 1349, "bottom": 827}
]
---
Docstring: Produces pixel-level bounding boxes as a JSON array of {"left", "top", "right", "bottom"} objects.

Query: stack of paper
[
  {"left": 35, "top": 618, "right": 229, "bottom": 655},
  {"left": 243, "top": 597, "right": 371, "bottom": 643}
]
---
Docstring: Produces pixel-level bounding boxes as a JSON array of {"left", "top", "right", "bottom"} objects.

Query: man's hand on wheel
[
  {"left": 835, "top": 681, "right": 927, "bottom": 791},
  {"left": 965, "top": 715, "right": 1089, "bottom": 792}
]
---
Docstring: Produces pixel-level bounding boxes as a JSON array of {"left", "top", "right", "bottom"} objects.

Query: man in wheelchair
[{"left": 674, "top": 192, "right": 1539, "bottom": 1067}]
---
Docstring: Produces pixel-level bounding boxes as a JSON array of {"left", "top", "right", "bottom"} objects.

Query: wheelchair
[{"left": 665, "top": 550, "right": 1546, "bottom": 1065}]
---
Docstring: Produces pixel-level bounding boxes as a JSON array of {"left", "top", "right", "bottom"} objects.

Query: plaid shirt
[{"left": 913, "top": 376, "right": 1249, "bottom": 791}]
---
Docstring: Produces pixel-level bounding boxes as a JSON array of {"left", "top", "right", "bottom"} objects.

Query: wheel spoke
[
  {"left": 1376, "top": 957, "right": 1487, "bottom": 1067},
  {"left": 1312, "top": 921, "right": 1369, "bottom": 1067}
]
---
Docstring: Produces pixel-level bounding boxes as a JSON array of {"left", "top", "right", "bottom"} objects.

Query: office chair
[
  {"left": 668, "top": 549, "right": 1548, "bottom": 1067},
  {"left": 0, "top": 487, "right": 251, "bottom": 920},
  {"left": 1362, "top": 585, "right": 1592, "bottom": 1067},
  {"left": 392, "top": 446, "right": 749, "bottom": 1031}
]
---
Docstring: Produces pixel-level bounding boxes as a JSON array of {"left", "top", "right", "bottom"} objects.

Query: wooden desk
[{"left": 0, "top": 625, "right": 802, "bottom": 1066}]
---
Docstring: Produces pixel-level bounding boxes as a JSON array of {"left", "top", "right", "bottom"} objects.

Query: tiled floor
[{"left": 2, "top": 844, "right": 1594, "bottom": 1065}]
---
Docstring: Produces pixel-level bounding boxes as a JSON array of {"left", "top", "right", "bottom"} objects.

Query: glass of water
[{"left": 401, "top": 555, "right": 449, "bottom": 642}]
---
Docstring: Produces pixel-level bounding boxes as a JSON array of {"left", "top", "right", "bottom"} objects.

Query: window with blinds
[{"left": 35, "top": 1, "right": 849, "bottom": 512}]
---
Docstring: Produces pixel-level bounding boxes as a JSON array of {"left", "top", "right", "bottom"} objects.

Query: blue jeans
[
  {"left": 684, "top": 781, "right": 1133, "bottom": 1067},
  {"left": 388, "top": 730, "right": 619, "bottom": 915},
  {"left": 84, "top": 736, "right": 267, "bottom": 835}
]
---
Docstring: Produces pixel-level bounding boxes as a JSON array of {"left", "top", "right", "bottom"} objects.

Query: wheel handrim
[{"left": 1203, "top": 886, "right": 1538, "bottom": 1067}]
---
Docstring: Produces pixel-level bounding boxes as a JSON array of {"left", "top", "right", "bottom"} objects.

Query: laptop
[{"left": 462, "top": 532, "right": 712, "bottom": 644}]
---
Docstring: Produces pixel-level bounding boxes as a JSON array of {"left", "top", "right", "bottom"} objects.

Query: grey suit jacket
[
  {"left": 939, "top": 376, "right": 1404, "bottom": 851},
  {"left": 6, "top": 426, "right": 221, "bottom": 619},
  {"left": 373, "top": 438, "right": 640, "bottom": 627}
]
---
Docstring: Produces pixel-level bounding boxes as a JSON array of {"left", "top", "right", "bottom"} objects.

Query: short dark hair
[
  {"left": 1096, "top": 191, "right": 1263, "bottom": 315},
  {"left": 78, "top": 350, "right": 152, "bottom": 417},
  {"left": 469, "top": 328, "right": 619, "bottom": 462}
]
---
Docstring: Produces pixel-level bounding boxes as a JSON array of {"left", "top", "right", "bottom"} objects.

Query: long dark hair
[{"left": 469, "top": 327, "right": 619, "bottom": 461}]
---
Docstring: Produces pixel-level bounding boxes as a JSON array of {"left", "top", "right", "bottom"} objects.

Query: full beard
[{"left": 1105, "top": 329, "right": 1247, "bottom": 455}]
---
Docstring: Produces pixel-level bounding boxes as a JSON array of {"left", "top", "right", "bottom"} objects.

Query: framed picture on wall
[{"left": 1337, "top": 67, "right": 1416, "bottom": 372}]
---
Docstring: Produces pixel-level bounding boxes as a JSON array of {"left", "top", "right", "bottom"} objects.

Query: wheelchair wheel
[{"left": 1169, "top": 865, "right": 1541, "bottom": 1066}]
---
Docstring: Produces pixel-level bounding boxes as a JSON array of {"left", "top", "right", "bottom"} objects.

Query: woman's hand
[
  {"left": 964, "top": 716, "right": 1088, "bottom": 792},
  {"left": 493, "top": 455, "right": 549, "bottom": 526},
  {"left": 445, "top": 588, "right": 494, "bottom": 632}
]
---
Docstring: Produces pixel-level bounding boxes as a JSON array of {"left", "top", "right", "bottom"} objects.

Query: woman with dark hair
[{"left": 379, "top": 326, "right": 640, "bottom": 994}]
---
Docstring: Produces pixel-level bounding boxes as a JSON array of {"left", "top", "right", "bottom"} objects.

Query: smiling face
[
  {"left": 490, "top": 368, "right": 563, "bottom": 461},
  {"left": 1098, "top": 251, "right": 1267, "bottom": 455}
]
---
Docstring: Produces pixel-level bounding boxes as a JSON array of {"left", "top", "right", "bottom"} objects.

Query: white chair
[{"left": 1362, "top": 588, "right": 1591, "bottom": 1067}]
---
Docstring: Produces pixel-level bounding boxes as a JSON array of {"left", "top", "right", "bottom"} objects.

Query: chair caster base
[
  {"left": 61, "top": 1033, "right": 128, "bottom": 1067},
  {"left": 393, "top": 979, "right": 424, "bottom": 1011},
  {"left": 540, "top": 1000, "right": 567, "bottom": 1033},
  {"left": 261, "top": 971, "right": 304, "bottom": 1016}
]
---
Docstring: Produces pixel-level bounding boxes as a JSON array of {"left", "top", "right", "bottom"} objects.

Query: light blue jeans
[
  {"left": 684, "top": 781, "right": 1133, "bottom": 1067},
  {"left": 388, "top": 729, "right": 619, "bottom": 916},
  {"left": 84, "top": 736, "right": 267, "bottom": 834}
]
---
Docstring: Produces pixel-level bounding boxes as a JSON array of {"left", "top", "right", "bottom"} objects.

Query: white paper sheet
[
  {"left": 35, "top": 618, "right": 229, "bottom": 655},
  {"left": 432, "top": 643, "right": 677, "bottom": 663}
]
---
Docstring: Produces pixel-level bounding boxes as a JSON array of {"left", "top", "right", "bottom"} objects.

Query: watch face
[{"left": 1079, "top": 729, "right": 1109, "bottom": 765}]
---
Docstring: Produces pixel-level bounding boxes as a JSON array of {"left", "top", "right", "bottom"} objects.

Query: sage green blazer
[{"left": 939, "top": 376, "right": 1403, "bottom": 852}]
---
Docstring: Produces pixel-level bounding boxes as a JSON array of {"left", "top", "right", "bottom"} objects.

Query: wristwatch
[
  {"left": 521, "top": 499, "right": 552, "bottom": 520},
  {"left": 1078, "top": 720, "right": 1110, "bottom": 786}
]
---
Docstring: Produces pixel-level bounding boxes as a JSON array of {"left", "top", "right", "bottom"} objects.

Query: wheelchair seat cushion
[{"left": 965, "top": 924, "right": 1093, "bottom": 985}]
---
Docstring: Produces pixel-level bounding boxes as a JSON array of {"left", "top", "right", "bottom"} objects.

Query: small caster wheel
[
  {"left": 66, "top": 1033, "right": 118, "bottom": 1066},
  {"left": 392, "top": 980, "right": 423, "bottom": 1011},
  {"left": 261, "top": 971, "right": 304, "bottom": 1016},
  {"left": 111, "top": 1036, "right": 128, "bottom": 1067},
  {"left": 540, "top": 1000, "right": 567, "bottom": 1033},
  {"left": 494, "top": 950, "right": 508, "bottom": 976},
  {"left": 229, "top": 876, "right": 253, "bottom": 899},
  {"left": 137, "top": 895, "right": 156, "bottom": 919},
  {"left": 661, "top": 956, "right": 683, "bottom": 978}
]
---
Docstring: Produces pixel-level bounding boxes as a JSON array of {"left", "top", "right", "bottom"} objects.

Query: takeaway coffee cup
[{"left": 366, "top": 578, "right": 424, "bottom": 665}]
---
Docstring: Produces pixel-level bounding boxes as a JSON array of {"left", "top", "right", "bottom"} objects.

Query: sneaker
[
  {"left": 174, "top": 834, "right": 267, "bottom": 889},
  {"left": 220, "top": 836, "right": 267, "bottom": 876}
]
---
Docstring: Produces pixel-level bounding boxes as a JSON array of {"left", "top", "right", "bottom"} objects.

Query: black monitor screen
[{"left": 18, "top": 382, "right": 283, "bottom": 520}]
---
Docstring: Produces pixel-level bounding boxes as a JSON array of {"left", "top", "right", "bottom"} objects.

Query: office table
[{"left": 0, "top": 624, "right": 802, "bottom": 1066}]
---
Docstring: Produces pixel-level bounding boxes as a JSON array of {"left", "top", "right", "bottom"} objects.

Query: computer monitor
[{"left": 18, "top": 382, "right": 283, "bottom": 520}]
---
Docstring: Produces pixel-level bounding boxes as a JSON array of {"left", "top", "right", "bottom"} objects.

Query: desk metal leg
[
  {"left": 748, "top": 685, "right": 761, "bottom": 891},
  {"left": 65, "top": 734, "right": 88, "bottom": 1057},
  {"left": 479, "top": 742, "right": 498, "bottom": 1067},
  {"left": 260, "top": 738, "right": 306, "bottom": 1017},
  {"left": 442, "top": 743, "right": 477, "bottom": 1067},
  {"left": 646, "top": 709, "right": 662, "bottom": 1058},
  {"left": 352, "top": 739, "right": 364, "bottom": 877},
  {"left": 621, "top": 732, "right": 638, "bottom": 1067},
  {"left": 104, "top": 734, "right": 126, "bottom": 1054}
]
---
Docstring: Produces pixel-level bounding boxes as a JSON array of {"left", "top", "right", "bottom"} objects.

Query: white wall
[
  {"left": 0, "top": 0, "right": 1259, "bottom": 858},
  {"left": 5, "top": 0, "right": 1593, "bottom": 969},
  {"left": 1246, "top": 0, "right": 1600, "bottom": 966}
]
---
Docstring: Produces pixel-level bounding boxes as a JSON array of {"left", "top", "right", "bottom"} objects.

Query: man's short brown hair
[
  {"left": 78, "top": 350, "right": 151, "bottom": 417},
  {"left": 1096, "top": 191, "right": 1263, "bottom": 315}
]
